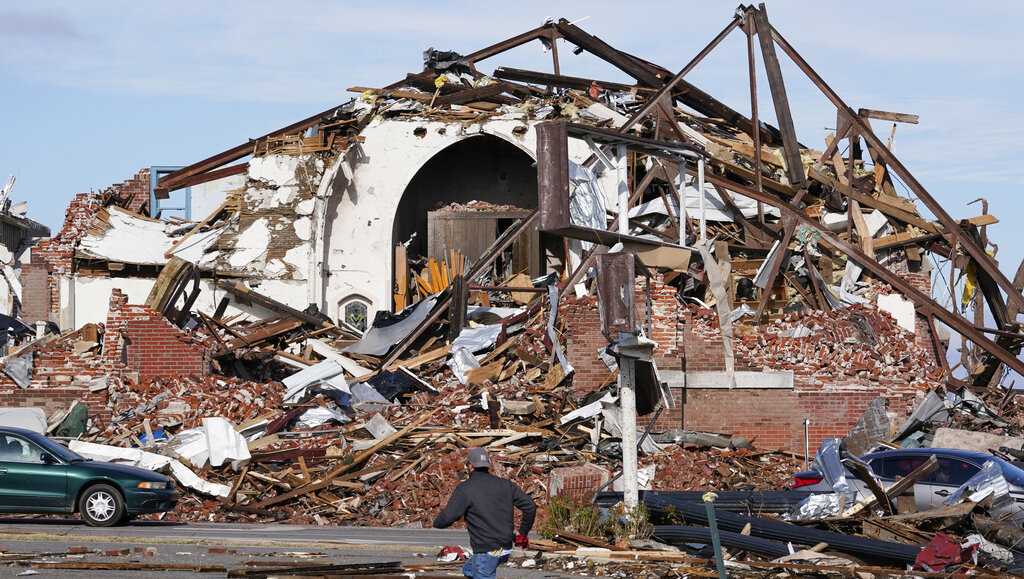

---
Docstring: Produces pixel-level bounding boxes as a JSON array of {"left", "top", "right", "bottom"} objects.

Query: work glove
[{"left": 514, "top": 533, "right": 529, "bottom": 549}]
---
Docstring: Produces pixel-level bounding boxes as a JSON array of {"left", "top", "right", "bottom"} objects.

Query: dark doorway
[{"left": 393, "top": 134, "right": 537, "bottom": 260}]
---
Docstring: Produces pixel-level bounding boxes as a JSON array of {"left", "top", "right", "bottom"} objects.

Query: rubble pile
[
  {"left": 733, "top": 304, "right": 946, "bottom": 383},
  {"left": 1, "top": 4, "right": 1023, "bottom": 577},
  {"left": 649, "top": 447, "right": 801, "bottom": 491}
]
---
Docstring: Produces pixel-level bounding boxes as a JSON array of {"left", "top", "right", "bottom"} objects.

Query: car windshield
[{"left": 26, "top": 432, "right": 85, "bottom": 463}]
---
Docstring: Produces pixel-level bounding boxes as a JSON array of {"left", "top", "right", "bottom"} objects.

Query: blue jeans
[{"left": 462, "top": 552, "right": 509, "bottom": 578}]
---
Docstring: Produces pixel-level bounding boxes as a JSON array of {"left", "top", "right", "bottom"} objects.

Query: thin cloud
[{"left": 0, "top": 11, "right": 82, "bottom": 39}]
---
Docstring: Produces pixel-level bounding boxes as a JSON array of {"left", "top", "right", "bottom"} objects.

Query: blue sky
[{"left": 1, "top": 0, "right": 1021, "bottom": 294}]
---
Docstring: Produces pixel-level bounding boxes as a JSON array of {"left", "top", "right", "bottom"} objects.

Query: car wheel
[{"left": 79, "top": 484, "right": 125, "bottom": 527}]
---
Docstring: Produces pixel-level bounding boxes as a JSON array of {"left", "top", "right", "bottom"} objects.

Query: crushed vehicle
[{"left": 795, "top": 447, "right": 1024, "bottom": 524}]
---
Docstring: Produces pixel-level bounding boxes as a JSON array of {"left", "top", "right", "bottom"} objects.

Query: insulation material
[
  {"left": 78, "top": 206, "right": 221, "bottom": 266},
  {"left": 0, "top": 408, "right": 46, "bottom": 433},
  {"left": 297, "top": 406, "right": 350, "bottom": 428},
  {"left": 566, "top": 161, "right": 609, "bottom": 274},
  {"left": 68, "top": 440, "right": 231, "bottom": 497},
  {"left": 451, "top": 324, "right": 502, "bottom": 354},
  {"left": 171, "top": 417, "right": 251, "bottom": 468},
  {"left": 345, "top": 297, "right": 438, "bottom": 357},
  {"left": 281, "top": 359, "right": 348, "bottom": 403},
  {"left": 447, "top": 347, "right": 480, "bottom": 385}
]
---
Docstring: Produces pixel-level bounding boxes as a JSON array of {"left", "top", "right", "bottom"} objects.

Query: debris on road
[{"left": 1, "top": 3, "right": 1023, "bottom": 577}]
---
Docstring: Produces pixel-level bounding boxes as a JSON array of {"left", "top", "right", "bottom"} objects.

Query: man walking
[{"left": 433, "top": 448, "right": 536, "bottom": 578}]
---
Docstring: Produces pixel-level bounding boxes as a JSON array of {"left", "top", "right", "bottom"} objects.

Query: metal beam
[
  {"left": 751, "top": 4, "right": 805, "bottom": 186},
  {"left": 157, "top": 103, "right": 348, "bottom": 193},
  {"left": 464, "top": 24, "right": 551, "bottom": 63},
  {"left": 696, "top": 170, "right": 1024, "bottom": 378},
  {"left": 767, "top": 18, "right": 1024, "bottom": 314},
  {"left": 617, "top": 15, "right": 743, "bottom": 135}
]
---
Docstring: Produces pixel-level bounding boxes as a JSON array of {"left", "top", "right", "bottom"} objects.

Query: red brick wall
[
  {"left": 562, "top": 296, "right": 613, "bottom": 393},
  {"left": 106, "top": 290, "right": 209, "bottom": 380},
  {"left": 30, "top": 168, "right": 150, "bottom": 317},
  {"left": 561, "top": 272, "right": 939, "bottom": 453},
  {"left": 0, "top": 388, "right": 111, "bottom": 425},
  {"left": 19, "top": 262, "right": 50, "bottom": 323},
  {"left": 643, "top": 384, "right": 921, "bottom": 452},
  {"left": 0, "top": 289, "right": 209, "bottom": 423}
]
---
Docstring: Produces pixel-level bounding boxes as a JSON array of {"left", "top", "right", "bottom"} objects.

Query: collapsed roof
[{"left": 50, "top": 4, "right": 1012, "bottom": 393}]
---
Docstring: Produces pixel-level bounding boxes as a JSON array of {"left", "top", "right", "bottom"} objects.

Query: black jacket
[{"left": 432, "top": 470, "right": 537, "bottom": 553}]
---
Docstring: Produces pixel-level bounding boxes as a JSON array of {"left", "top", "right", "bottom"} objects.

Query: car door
[
  {"left": 0, "top": 434, "right": 67, "bottom": 510},
  {"left": 918, "top": 457, "right": 980, "bottom": 509}
]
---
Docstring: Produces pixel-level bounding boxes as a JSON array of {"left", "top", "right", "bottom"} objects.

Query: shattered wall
[
  {"left": 30, "top": 168, "right": 151, "bottom": 325},
  {"left": 316, "top": 117, "right": 614, "bottom": 321},
  {"left": 562, "top": 272, "right": 940, "bottom": 452},
  {"left": 218, "top": 155, "right": 323, "bottom": 287},
  {"left": 2, "top": 289, "right": 209, "bottom": 388},
  {"left": 106, "top": 289, "right": 210, "bottom": 380}
]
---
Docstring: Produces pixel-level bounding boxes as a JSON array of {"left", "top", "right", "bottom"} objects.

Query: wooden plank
[
  {"left": 394, "top": 243, "right": 408, "bottom": 311},
  {"left": 32, "top": 562, "right": 226, "bottom": 572},
  {"left": 754, "top": 215, "right": 796, "bottom": 318},
  {"left": 245, "top": 411, "right": 437, "bottom": 510},
  {"left": 164, "top": 198, "right": 232, "bottom": 258},
  {"left": 844, "top": 455, "right": 937, "bottom": 517},
  {"left": 846, "top": 459, "right": 893, "bottom": 515},
  {"left": 806, "top": 166, "right": 938, "bottom": 234},
  {"left": 218, "top": 280, "right": 333, "bottom": 328},
  {"left": 751, "top": 5, "right": 805, "bottom": 186},
  {"left": 848, "top": 199, "right": 875, "bottom": 257},
  {"left": 144, "top": 257, "right": 195, "bottom": 313},
  {"left": 858, "top": 108, "right": 919, "bottom": 125},
  {"left": 384, "top": 344, "right": 450, "bottom": 371}
]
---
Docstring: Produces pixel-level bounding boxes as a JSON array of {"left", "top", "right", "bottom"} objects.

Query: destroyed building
[
  {"left": 1, "top": 5, "right": 1024, "bottom": 576},
  {"left": 2, "top": 6, "right": 1018, "bottom": 459}
]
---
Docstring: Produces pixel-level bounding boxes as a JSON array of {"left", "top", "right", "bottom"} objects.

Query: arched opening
[{"left": 392, "top": 134, "right": 539, "bottom": 309}]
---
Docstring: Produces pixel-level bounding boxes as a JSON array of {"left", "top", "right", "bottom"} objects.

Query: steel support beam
[
  {"left": 766, "top": 18, "right": 1024, "bottom": 314},
  {"left": 695, "top": 170, "right": 1024, "bottom": 378},
  {"left": 751, "top": 4, "right": 805, "bottom": 186}
]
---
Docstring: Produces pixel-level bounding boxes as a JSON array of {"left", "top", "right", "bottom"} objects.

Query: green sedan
[{"left": 0, "top": 427, "right": 177, "bottom": 526}]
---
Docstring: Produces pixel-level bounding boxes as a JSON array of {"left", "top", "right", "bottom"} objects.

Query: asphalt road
[{"left": 0, "top": 518, "right": 582, "bottom": 578}]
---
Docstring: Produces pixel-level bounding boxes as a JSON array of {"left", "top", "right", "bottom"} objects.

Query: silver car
[{"left": 793, "top": 447, "right": 1024, "bottom": 522}]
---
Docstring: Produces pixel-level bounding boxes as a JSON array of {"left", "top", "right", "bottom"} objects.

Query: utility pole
[{"left": 613, "top": 332, "right": 657, "bottom": 510}]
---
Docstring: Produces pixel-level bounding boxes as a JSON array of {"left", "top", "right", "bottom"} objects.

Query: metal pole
[
  {"left": 803, "top": 418, "right": 811, "bottom": 470},
  {"left": 746, "top": 10, "right": 765, "bottom": 224},
  {"left": 616, "top": 144, "right": 629, "bottom": 235},
  {"left": 703, "top": 492, "right": 727, "bottom": 579},
  {"left": 677, "top": 162, "right": 687, "bottom": 246},
  {"left": 619, "top": 355, "right": 639, "bottom": 509},
  {"left": 698, "top": 158, "right": 706, "bottom": 243}
]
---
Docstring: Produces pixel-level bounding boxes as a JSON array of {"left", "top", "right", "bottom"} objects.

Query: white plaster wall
[
  {"left": 71, "top": 276, "right": 308, "bottom": 329},
  {"left": 319, "top": 117, "right": 612, "bottom": 322},
  {"left": 190, "top": 174, "right": 244, "bottom": 220}
]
